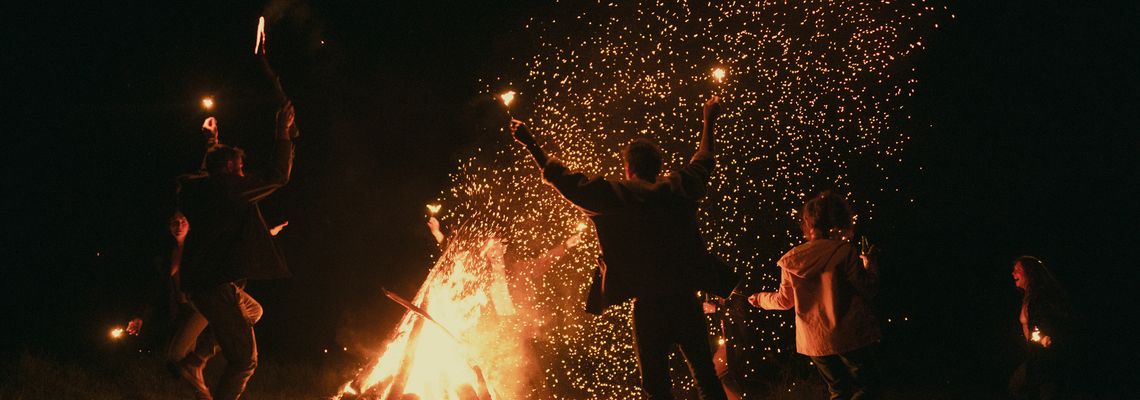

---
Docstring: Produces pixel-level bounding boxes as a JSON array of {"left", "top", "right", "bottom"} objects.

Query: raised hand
[
  {"left": 704, "top": 95, "right": 722, "bottom": 122},
  {"left": 509, "top": 119, "right": 537, "bottom": 147}
]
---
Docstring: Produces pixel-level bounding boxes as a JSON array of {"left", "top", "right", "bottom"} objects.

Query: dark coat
[
  {"left": 542, "top": 150, "right": 738, "bottom": 313},
  {"left": 177, "top": 139, "right": 294, "bottom": 292}
]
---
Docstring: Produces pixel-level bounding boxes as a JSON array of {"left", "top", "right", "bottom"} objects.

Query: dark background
[{"left": 2, "top": 0, "right": 1137, "bottom": 396}]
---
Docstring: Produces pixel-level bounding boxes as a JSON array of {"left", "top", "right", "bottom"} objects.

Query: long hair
[
  {"left": 800, "top": 191, "right": 853, "bottom": 240},
  {"left": 1015, "top": 255, "right": 1072, "bottom": 319}
]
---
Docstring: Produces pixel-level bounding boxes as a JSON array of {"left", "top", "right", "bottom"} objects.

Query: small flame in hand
[
  {"left": 110, "top": 327, "right": 125, "bottom": 340},
  {"left": 499, "top": 91, "right": 516, "bottom": 107},
  {"left": 201, "top": 97, "right": 215, "bottom": 110},
  {"left": 575, "top": 222, "right": 588, "bottom": 232},
  {"left": 1030, "top": 327, "right": 1042, "bottom": 343},
  {"left": 427, "top": 204, "right": 442, "bottom": 215},
  {"left": 711, "top": 67, "right": 727, "bottom": 83}
]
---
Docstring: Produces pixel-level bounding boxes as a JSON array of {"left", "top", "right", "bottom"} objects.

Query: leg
[
  {"left": 633, "top": 298, "right": 676, "bottom": 400},
  {"left": 192, "top": 283, "right": 258, "bottom": 400},
  {"left": 167, "top": 303, "right": 209, "bottom": 363},
  {"left": 674, "top": 297, "right": 728, "bottom": 400},
  {"left": 838, "top": 345, "right": 880, "bottom": 400},
  {"left": 811, "top": 355, "right": 853, "bottom": 400}
]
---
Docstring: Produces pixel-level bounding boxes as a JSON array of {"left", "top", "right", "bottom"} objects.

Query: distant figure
[
  {"left": 509, "top": 96, "right": 734, "bottom": 400},
  {"left": 749, "top": 191, "right": 881, "bottom": 400},
  {"left": 177, "top": 102, "right": 297, "bottom": 400},
  {"left": 1008, "top": 256, "right": 1073, "bottom": 400}
]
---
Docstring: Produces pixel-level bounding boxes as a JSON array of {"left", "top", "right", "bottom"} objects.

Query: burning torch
[{"left": 254, "top": 15, "right": 299, "bottom": 138}]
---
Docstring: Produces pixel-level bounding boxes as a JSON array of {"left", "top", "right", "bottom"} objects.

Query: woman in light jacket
[{"left": 749, "top": 191, "right": 880, "bottom": 399}]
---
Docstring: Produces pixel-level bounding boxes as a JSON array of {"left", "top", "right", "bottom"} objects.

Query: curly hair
[{"left": 800, "top": 191, "right": 854, "bottom": 240}]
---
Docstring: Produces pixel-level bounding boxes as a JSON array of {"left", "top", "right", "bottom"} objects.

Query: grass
[{"left": 0, "top": 351, "right": 350, "bottom": 400}]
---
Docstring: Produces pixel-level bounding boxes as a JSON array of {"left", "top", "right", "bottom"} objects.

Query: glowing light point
[
  {"left": 201, "top": 97, "right": 215, "bottom": 110},
  {"left": 499, "top": 90, "right": 517, "bottom": 107},
  {"left": 427, "top": 203, "right": 442, "bottom": 215},
  {"left": 711, "top": 67, "right": 727, "bottom": 83},
  {"left": 575, "top": 222, "right": 588, "bottom": 232},
  {"left": 254, "top": 16, "right": 267, "bottom": 54},
  {"left": 110, "top": 327, "right": 125, "bottom": 340}
]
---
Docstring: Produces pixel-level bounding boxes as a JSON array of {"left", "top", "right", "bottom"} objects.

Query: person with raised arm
[
  {"left": 176, "top": 102, "right": 297, "bottom": 400},
  {"left": 509, "top": 96, "right": 734, "bottom": 400}
]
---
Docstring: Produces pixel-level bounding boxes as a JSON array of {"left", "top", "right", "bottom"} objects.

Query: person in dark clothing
[
  {"left": 1009, "top": 256, "right": 1074, "bottom": 400},
  {"left": 125, "top": 212, "right": 214, "bottom": 370},
  {"left": 508, "top": 96, "right": 732, "bottom": 400},
  {"left": 176, "top": 102, "right": 296, "bottom": 400}
]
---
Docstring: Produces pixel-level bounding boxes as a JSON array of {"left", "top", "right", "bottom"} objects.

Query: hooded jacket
[{"left": 758, "top": 239, "right": 880, "bottom": 356}]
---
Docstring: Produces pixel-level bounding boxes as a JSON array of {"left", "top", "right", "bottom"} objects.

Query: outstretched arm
[
  {"left": 696, "top": 95, "right": 722, "bottom": 159},
  {"left": 509, "top": 119, "right": 549, "bottom": 167}
]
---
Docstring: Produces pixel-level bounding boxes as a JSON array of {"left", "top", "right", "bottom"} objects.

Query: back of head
[
  {"left": 801, "top": 191, "right": 854, "bottom": 240},
  {"left": 204, "top": 145, "right": 245, "bottom": 176},
  {"left": 622, "top": 138, "right": 663, "bottom": 181}
]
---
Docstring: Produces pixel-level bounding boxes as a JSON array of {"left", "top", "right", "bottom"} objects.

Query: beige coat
[{"left": 757, "top": 239, "right": 880, "bottom": 357}]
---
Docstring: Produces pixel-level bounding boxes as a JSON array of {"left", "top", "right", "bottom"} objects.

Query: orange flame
[
  {"left": 711, "top": 67, "right": 727, "bottom": 83},
  {"left": 110, "top": 327, "right": 125, "bottom": 340},
  {"left": 499, "top": 91, "right": 516, "bottom": 107},
  {"left": 254, "top": 16, "right": 267, "bottom": 55},
  {"left": 201, "top": 97, "right": 215, "bottom": 110},
  {"left": 427, "top": 204, "right": 442, "bottom": 215}
]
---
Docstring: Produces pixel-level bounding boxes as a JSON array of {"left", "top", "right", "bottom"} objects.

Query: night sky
[{"left": 3, "top": 0, "right": 1138, "bottom": 396}]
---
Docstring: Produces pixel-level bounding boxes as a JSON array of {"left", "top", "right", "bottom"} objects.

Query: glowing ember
[
  {"left": 427, "top": 203, "right": 442, "bottom": 215},
  {"left": 201, "top": 97, "right": 215, "bottom": 110},
  {"left": 711, "top": 67, "right": 727, "bottom": 83},
  {"left": 109, "top": 327, "right": 125, "bottom": 340},
  {"left": 499, "top": 91, "right": 516, "bottom": 107}
]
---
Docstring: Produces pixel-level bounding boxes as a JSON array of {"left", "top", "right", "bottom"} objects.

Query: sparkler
[
  {"left": 499, "top": 90, "right": 517, "bottom": 119},
  {"left": 711, "top": 67, "right": 727, "bottom": 84},
  {"left": 427, "top": 203, "right": 442, "bottom": 215},
  {"left": 109, "top": 327, "right": 125, "bottom": 340},
  {"left": 201, "top": 96, "right": 215, "bottom": 110}
]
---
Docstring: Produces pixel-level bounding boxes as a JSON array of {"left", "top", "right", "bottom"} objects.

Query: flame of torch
[
  {"left": 711, "top": 67, "right": 727, "bottom": 83},
  {"left": 499, "top": 90, "right": 516, "bottom": 107},
  {"left": 427, "top": 204, "right": 442, "bottom": 215},
  {"left": 254, "top": 16, "right": 267, "bottom": 55},
  {"left": 110, "top": 327, "right": 125, "bottom": 340}
]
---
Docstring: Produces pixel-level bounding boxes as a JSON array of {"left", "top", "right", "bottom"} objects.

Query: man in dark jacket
[
  {"left": 509, "top": 96, "right": 731, "bottom": 400},
  {"left": 176, "top": 102, "right": 296, "bottom": 400}
]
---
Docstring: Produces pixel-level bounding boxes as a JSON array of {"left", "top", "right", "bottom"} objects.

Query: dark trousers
[
  {"left": 190, "top": 283, "right": 262, "bottom": 400},
  {"left": 632, "top": 294, "right": 728, "bottom": 400},
  {"left": 809, "top": 344, "right": 880, "bottom": 400}
]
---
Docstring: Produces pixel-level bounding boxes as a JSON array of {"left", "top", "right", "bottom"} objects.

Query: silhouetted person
[
  {"left": 176, "top": 102, "right": 296, "bottom": 400},
  {"left": 509, "top": 96, "right": 732, "bottom": 400},
  {"left": 749, "top": 191, "right": 881, "bottom": 400},
  {"left": 124, "top": 211, "right": 216, "bottom": 396},
  {"left": 1008, "top": 256, "right": 1074, "bottom": 400}
]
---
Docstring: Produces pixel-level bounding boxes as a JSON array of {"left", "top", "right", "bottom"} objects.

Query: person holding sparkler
[
  {"left": 510, "top": 95, "right": 733, "bottom": 400},
  {"left": 1008, "top": 256, "right": 1074, "bottom": 400},
  {"left": 748, "top": 191, "right": 881, "bottom": 400},
  {"left": 176, "top": 102, "right": 296, "bottom": 400}
]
